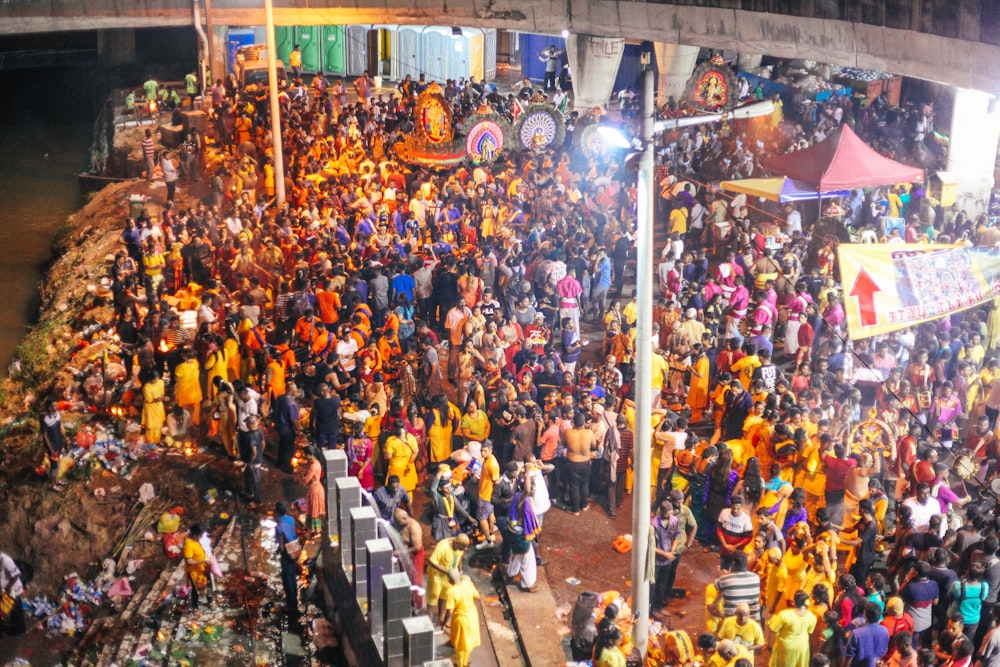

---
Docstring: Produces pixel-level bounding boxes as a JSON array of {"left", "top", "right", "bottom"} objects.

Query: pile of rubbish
[{"left": 21, "top": 569, "right": 118, "bottom": 638}]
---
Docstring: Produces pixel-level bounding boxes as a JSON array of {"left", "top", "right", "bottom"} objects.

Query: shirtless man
[
  {"left": 393, "top": 508, "right": 425, "bottom": 605},
  {"left": 843, "top": 452, "right": 880, "bottom": 528},
  {"left": 564, "top": 413, "right": 596, "bottom": 515}
]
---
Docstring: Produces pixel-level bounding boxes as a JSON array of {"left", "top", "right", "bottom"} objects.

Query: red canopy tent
[{"left": 763, "top": 125, "right": 925, "bottom": 191}]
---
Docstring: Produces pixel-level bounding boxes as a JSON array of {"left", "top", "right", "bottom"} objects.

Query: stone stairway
[{"left": 80, "top": 511, "right": 311, "bottom": 667}]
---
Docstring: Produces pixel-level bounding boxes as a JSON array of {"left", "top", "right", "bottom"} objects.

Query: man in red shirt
[
  {"left": 822, "top": 441, "right": 857, "bottom": 527},
  {"left": 895, "top": 423, "right": 920, "bottom": 500}
]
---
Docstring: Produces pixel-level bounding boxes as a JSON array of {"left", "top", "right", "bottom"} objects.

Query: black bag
[{"left": 570, "top": 591, "right": 601, "bottom": 660}]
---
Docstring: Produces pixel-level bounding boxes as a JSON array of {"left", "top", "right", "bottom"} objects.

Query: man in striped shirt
[
  {"left": 141, "top": 129, "right": 156, "bottom": 182},
  {"left": 715, "top": 551, "right": 761, "bottom": 621}
]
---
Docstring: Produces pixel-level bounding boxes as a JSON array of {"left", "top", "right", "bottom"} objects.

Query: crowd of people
[{"left": 38, "top": 56, "right": 1000, "bottom": 666}]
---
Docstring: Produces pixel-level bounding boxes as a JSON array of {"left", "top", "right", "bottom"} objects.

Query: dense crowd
[{"left": 25, "top": 64, "right": 1000, "bottom": 667}]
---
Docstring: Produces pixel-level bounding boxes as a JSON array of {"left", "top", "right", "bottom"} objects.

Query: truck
[{"left": 237, "top": 59, "right": 287, "bottom": 92}]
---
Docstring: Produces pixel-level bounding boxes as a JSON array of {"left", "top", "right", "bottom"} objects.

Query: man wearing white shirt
[
  {"left": 784, "top": 204, "right": 802, "bottom": 236},
  {"left": 903, "top": 483, "right": 941, "bottom": 535},
  {"left": 335, "top": 326, "right": 359, "bottom": 374}
]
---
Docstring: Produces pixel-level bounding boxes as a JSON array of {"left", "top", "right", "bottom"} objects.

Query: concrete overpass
[{"left": 3, "top": 0, "right": 1000, "bottom": 96}]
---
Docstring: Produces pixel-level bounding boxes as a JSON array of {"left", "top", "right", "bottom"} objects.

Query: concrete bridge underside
[{"left": 3, "top": 0, "right": 1000, "bottom": 95}]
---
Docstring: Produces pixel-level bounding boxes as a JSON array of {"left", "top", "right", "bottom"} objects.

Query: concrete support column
[
  {"left": 323, "top": 450, "right": 347, "bottom": 543},
  {"left": 350, "top": 506, "right": 378, "bottom": 601},
  {"left": 948, "top": 87, "right": 1000, "bottom": 216},
  {"left": 566, "top": 34, "right": 625, "bottom": 111},
  {"left": 209, "top": 25, "right": 229, "bottom": 85},
  {"left": 335, "top": 476, "right": 362, "bottom": 569},
  {"left": 97, "top": 29, "right": 135, "bottom": 67},
  {"left": 737, "top": 53, "right": 763, "bottom": 71},
  {"left": 382, "top": 572, "right": 412, "bottom": 667},
  {"left": 366, "top": 538, "right": 395, "bottom": 633},
  {"left": 401, "top": 616, "right": 435, "bottom": 666},
  {"left": 653, "top": 43, "right": 699, "bottom": 103}
]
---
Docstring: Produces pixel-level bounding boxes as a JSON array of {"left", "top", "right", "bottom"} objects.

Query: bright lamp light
[{"left": 597, "top": 125, "right": 633, "bottom": 149}]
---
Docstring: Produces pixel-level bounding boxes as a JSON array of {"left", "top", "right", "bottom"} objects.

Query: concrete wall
[{"left": 3, "top": 0, "right": 1000, "bottom": 95}]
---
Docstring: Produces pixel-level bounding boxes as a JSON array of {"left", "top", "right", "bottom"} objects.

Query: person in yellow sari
[
  {"left": 183, "top": 524, "right": 210, "bottom": 609},
  {"left": 444, "top": 570, "right": 481, "bottom": 667},
  {"left": 769, "top": 535, "right": 811, "bottom": 613},
  {"left": 223, "top": 333, "right": 241, "bottom": 382},
  {"left": 768, "top": 591, "right": 815, "bottom": 667},
  {"left": 204, "top": 343, "right": 228, "bottom": 402},
  {"left": 215, "top": 383, "right": 238, "bottom": 459},
  {"left": 593, "top": 626, "right": 627, "bottom": 667},
  {"left": 174, "top": 349, "right": 203, "bottom": 425},
  {"left": 142, "top": 371, "right": 166, "bottom": 444},
  {"left": 427, "top": 395, "right": 461, "bottom": 463},
  {"left": 426, "top": 534, "right": 470, "bottom": 624},
  {"left": 685, "top": 344, "right": 711, "bottom": 423},
  {"left": 795, "top": 430, "right": 828, "bottom": 520},
  {"left": 383, "top": 421, "right": 418, "bottom": 493}
]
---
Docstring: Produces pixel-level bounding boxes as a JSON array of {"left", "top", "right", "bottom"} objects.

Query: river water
[{"left": 0, "top": 69, "right": 96, "bottom": 368}]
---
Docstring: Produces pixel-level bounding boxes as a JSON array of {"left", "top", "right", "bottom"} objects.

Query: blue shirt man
[
  {"left": 595, "top": 256, "right": 612, "bottom": 289},
  {"left": 843, "top": 601, "right": 890, "bottom": 667}
]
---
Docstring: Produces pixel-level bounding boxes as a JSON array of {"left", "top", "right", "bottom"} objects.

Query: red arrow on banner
[{"left": 849, "top": 266, "right": 881, "bottom": 327}]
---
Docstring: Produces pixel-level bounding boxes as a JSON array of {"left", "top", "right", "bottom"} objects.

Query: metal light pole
[
  {"left": 263, "top": 0, "right": 286, "bottom": 205},
  {"left": 630, "top": 65, "right": 655, "bottom": 659}
]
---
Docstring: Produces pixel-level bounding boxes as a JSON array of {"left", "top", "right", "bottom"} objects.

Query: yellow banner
[{"left": 837, "top": 243, "right": 1000, "bottom": 339}]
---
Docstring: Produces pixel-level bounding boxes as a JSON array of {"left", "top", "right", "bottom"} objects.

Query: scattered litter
[
  {"left": 612, "top": 534, "right": 633, "bottom": 553},
  {"left": 108, "top": 578, "right": 134, "bottom": 598},
  {"left": 555, "top": 602, "right": 572, "bottom": 619},
  {"left": 138, "top": 482, "right": 156, "bottom": 503},
  {"left": 565, "top": 577, "right": 581, "bottom": 586}
]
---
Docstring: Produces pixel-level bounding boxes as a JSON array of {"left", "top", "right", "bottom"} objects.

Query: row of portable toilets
[{"left": 228, "top": 25, "right": 498, "bottom": 84}]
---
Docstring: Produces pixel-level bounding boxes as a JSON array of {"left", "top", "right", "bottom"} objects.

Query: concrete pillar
[
  {"left": 653, "top": 43, "right": 699, "bottom": 104},
  {"left": 737, "top": 53, "right": 763, "bottom": 71},
  {"left": 382, "top": 573, "right": 412, "bottom": 667},
  {"left": 566, "top": 34, "right": 625, "bottom": 111},
  {"left": 323, "top": 450, "right": 348, "bottom": 542},
  {"left": 366, "top": 538, "right": 395, "bottom": 633},
  {"left": 97, "top": 29, "right": 136, "bottom": 67},
  {"left": 401, "top": 616, "right": 435, "bottom": 666},
  {"left": 948, "top": 88, "right": 1000, "bottom": 216},
  {"left": 335, "top": 476, "right": 362, "bottom": 569},
  {"left": 209, "top": 25, "right": 229, "bottom": 85},
  {"left": 350, "top": 506, "right": 378, "bottom": 601}
]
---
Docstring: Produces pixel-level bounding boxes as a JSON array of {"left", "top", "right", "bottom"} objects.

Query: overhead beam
[{"left": 1, "top": 2, "right": 1000, "bottom": 95}]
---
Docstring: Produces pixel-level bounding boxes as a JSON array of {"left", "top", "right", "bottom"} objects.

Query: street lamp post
[
  {"left": 263, "top": 0, "right": 286, "bottom": 205},
  {"left": 630, "top": 65, "right": 655, "bottom": 660}
]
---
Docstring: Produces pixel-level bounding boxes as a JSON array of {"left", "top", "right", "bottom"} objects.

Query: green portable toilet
[
  {"left": 321, "top": 26, "right": 346, "bottom": 74},
  {"left": 296, "top": 26, "right": 322, "bottom": 73},
  {"left": 274, "top": 26, "right": 295, "bottom": 66}
]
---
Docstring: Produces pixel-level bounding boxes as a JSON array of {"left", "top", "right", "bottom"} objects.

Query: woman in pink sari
[{"left": 347, "top": 423, "right": 375, "bottom": 491}]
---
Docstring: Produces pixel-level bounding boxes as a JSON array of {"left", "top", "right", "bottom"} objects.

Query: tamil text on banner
[{"left": 837, "top": 243, "right": 1000, "bottom": 339}]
